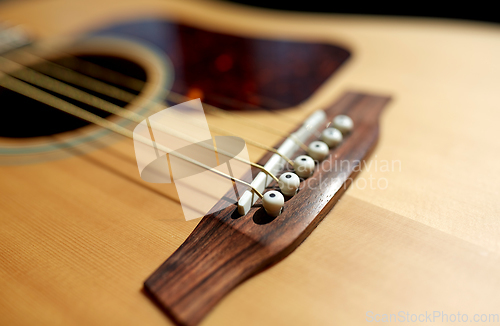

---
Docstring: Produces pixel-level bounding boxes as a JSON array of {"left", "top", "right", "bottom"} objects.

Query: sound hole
[{"left": 0, "top": 55, "right": 146, "bottom": 138}]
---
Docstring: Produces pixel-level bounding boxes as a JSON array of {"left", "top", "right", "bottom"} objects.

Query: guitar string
[
  {"left": 0, "top": 57, "right": 281, "bottom": 183},
  {"left": 0, "top": 55, "right": 295, "bottom": 166},
  {"left": 6, "top": 48, "right": 309, "bottom": 151},
  {"left": 0, "top": 72, "right": 265, "bottom": 198}
]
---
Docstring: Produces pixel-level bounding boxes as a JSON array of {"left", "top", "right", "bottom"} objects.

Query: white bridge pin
[
  {"left": 321, "top": 127, "right": 343, "bottom": 147},
  {"left": 278, "top": 172, "right": 300, "bottom": 196},
  {"left": 293, "top": 155, "right": 315, "bottom": 178},
  {"left": 308, "top": 141, "right": 329, "bottom": 161},
  {"left": 332, "top": 115, "right": 353, "bottom": 134},
  {"left": 262, "top": 190, "right": 284, "bottom": 217}
]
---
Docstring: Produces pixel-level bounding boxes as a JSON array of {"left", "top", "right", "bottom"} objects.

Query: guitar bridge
[{"left": 144, "top": 91, "right": 391, "bottom": 326}]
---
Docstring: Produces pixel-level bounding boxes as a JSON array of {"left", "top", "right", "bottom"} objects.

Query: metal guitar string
[
  {"left": 0, "top": 56, "right": 282, "bottom": 183},
  {"left": 0, "top": 43, "right": 341, "bottom": 216},
  {"left": 0, "top": 53, "right": 295, "bottom": 166},
  {"left": 6, "top": 47, "right": 309, "bottom": 151},
  {"left": 0, "top": 46, "right": 332, "bottom": 214},
  {"left": 0, "top": 72, "right": 264, "bottom": 199}
]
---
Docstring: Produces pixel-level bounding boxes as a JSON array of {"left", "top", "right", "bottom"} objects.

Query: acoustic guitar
[{"left": 1, "top": 1, "right": 500, "bottom": 325}]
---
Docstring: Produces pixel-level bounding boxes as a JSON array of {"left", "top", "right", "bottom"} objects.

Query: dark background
[{"left": 224, "top": 1, "right": 500, "bottom": 25}]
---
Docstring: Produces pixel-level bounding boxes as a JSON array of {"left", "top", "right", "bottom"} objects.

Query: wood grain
[{"left": 1, "top": 1, "right": 500, "bottom": 326}]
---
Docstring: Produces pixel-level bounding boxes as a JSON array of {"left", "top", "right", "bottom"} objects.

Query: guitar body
[{"left": 1, "top": 1, "right": 500, "bottom": 325}]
